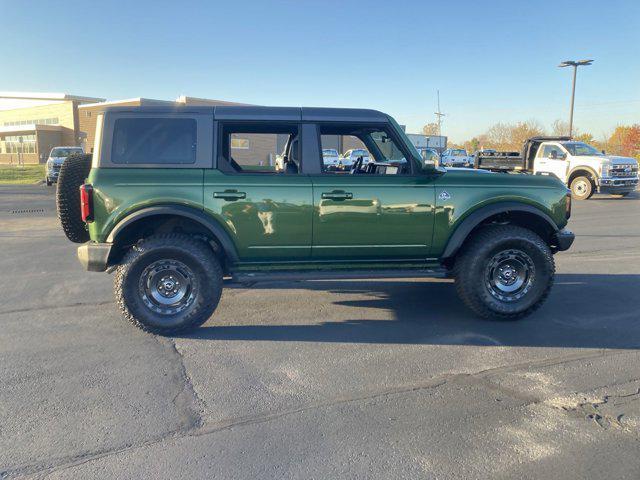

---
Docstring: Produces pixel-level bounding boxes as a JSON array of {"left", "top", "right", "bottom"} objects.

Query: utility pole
[
  {"left": 559, "top": 59, "right": 593, "bottom": 137},
  {"left": 434, "top": 90, "right": 445, "bottom": 136}
]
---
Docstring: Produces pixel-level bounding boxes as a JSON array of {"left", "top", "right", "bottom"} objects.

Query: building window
[
  {"left": 3, "top": 117, "right": 59, "bottom": 127},
  {"left": 0, "top": 134, "right": 37, "bottom": 154},
  {"left": 230, "top": 137, "right": 250, "bottom": 149},
  {"left": 85, "top": 111, "right": 92, "bottom": 117}
]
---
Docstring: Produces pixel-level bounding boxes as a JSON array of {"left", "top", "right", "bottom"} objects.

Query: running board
[{"left": 229, "top": 268, "right": 448, "bottom": 284}]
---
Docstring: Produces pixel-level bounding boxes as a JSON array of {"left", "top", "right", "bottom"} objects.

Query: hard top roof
[{"left": 99, "top": 105, "right": 389, "bottom": 122}]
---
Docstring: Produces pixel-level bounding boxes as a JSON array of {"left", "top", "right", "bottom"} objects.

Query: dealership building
[{"left": 0, "top": 92, "right": 241, "bottom": 164}]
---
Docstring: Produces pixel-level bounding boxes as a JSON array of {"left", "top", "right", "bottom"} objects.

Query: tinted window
[{"left": 112, "top": 118, "right": 197, "bottom": 164}]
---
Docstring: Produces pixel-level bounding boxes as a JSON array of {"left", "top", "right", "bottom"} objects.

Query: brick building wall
[
  {"left": 229, "top": 133, "right": 279, "bottom": 166},
  {"left": 0, "top": 101, "right": 77, "bottom": 146}
]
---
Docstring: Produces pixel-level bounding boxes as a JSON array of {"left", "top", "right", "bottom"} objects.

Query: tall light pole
[
  {"left": 558, "top": 59, "right": 593, "bottom": 137},
  {"left": 434, "top": 90, "right": 445, "bottom": 136}
]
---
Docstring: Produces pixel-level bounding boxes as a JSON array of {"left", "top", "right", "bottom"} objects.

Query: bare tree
[
  {"left": 422, "top": 123, "right": 440, "bottom": 136},
  {"left": 483, "top": 120, "right": 545, "bottom": 151},
  {"left": 485, "top": 123, "right": 512, "bottom": 150},
  {"left": 510, "top": 120, "right": 545, "bottom": 149},
  {"left": 551, "top": 119, "right": 570, "bottom": 136}
]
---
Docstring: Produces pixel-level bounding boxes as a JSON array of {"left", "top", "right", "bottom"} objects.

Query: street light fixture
[{"left": 558, "top": 59, "right": 593, "bottom": 137}]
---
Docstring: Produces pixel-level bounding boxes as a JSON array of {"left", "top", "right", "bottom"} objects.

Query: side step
[{"left": 230, "top": 268, "right": 448, "bottom": 284}]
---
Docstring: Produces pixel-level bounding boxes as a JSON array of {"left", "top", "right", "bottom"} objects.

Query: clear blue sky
[{"left": 2, "top": 0, "right": 638, "bottom": 141}]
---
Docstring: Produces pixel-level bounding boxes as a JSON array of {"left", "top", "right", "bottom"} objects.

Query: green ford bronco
[{"left": 56, "top": 106, "right": 574, "bottom": 335}]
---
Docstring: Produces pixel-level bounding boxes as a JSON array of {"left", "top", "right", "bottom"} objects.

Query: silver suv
[{"left": 45, "top": 146, "right": 84, "bottom": 186}]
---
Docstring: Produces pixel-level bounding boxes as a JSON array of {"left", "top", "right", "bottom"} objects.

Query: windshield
[
  {"left": 322, "top": 149, "right": 338, "bottom": 156},
  {"left": 50, "top": 148, "right": 82, "bottom": 158},
  {"left": 562, "top": 142, "right": 602, "bottom": 156},
  {"left": 452, "top": 149, "right": 467, "bottom": 156}
]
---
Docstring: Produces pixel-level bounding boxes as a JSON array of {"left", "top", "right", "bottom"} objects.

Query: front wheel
[
  {"left": 454, "top": 225, "right": 555, "bottom": 320},
  {"left": 115, "top": 234, "right": 222, "bottom": 335},
  {"left": 570, "top": 176, "right": 594, "bottom": 200}
]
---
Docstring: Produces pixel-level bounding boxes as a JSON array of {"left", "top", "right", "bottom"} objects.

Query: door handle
[
  {"left": 214, "top": 190, "right": 246, "bottom": 201},
  {"left": 321, "top": 191, "right": 353, "bottom": 201}
]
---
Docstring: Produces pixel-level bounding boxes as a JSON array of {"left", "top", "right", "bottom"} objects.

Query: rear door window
[{"left": 111, "top": 118, "right": 197, "bottom": 164}]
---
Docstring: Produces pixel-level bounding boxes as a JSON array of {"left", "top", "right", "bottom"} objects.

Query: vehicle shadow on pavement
[{"left": 181, "top": 274, "right": 640, "bottom": 349}]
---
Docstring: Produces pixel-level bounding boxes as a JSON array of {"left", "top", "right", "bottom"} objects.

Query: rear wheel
[
  {"left": 454, "top": 225, "right": 555, "bottom": 320},
  {"left": 114, "top": 233, "right": 222, "bottom": 335},
  {"left": 570, "top": 176, "right": 594, "bottom": 200}
]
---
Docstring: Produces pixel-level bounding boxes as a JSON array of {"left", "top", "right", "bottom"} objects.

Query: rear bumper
[
  {"left": 77, "top": 242, "right": 112, "bottom": 272},
  {"left": 552, "top": 228, "right": 575, "bottom": 252}
]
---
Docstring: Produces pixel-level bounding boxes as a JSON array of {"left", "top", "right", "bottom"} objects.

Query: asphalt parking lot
[{"left": 1, "top": 184, "right": 639, "bottom": 479}]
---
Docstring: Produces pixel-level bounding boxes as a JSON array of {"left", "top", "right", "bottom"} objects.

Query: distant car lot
[{"left": 1, "top": 185, "right": 639, "bottom": 479}]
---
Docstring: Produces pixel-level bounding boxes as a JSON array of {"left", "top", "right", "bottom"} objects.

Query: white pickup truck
[
  {"left": 440, "top": 148, "right": 472, "bottom": 167},
  {"left": 474, "top": 136, "right": 639, "bottom": 199}
]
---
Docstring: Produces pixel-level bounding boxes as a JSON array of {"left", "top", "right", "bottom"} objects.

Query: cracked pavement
[{"left": 1, "top": 185, "right": 639, "bottom": 479}]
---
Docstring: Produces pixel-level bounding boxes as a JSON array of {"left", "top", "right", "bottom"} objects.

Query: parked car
[
  {"left": 322, "top": 148, "right": 341, "bottom": 170},
  {"left": 473, "top": 137, "right": 639, "bottom": 199},
  {"left": 440, "top": 148, "right": 471, "bottom": 167},
  {"left": 55, "top": 105, "right": 574, "bottom": 335},
  {"left": 341, "top": 148, "right": 370, "bottom": 167},
  {"left": 45, "top": 146, "right": 84, "bottom": 186}
]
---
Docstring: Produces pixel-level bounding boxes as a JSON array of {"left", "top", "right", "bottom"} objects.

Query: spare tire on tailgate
[{"left": 56, "top": 153, "right": 92, "bottom": 243}]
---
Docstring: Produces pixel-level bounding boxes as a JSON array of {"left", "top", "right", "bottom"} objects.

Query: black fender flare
[
  {"left": 106, "top": 205, "right": 239, "bottom": 263},
  {"left": 441, "top": 202, "right": 559, "bottom": 259}
]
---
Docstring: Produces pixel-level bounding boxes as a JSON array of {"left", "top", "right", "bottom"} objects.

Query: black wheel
[
  {"left": 454, "top": 225, "right": 555, "bottom": 320},
  {"left": 570, "top": 176, "right": 594, "bottom": 200},
  {"left": 56, "top": 153, "right": 92, "bottom": 243},
  {"left": 114, "top": 233, "right": 222, "bottom": 335}
]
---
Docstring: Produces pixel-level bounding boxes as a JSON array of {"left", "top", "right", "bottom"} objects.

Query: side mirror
[
  {"left": 549, "top": 151, "right": 558, "bottom": 159},
  {"left": 601, "top": 150, "right": 606, "bottom": 155}
]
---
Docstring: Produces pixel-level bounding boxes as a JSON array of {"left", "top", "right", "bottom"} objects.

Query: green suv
[{"left": 56, "top": 106, "right": 574, "bottom": 335}]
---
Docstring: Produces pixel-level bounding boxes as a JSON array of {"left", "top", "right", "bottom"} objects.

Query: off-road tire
[
  {"left": 570, "top": 176, "right": 594, "bottom": 200},
  {"left": 454, "top": 225, "right": 555, "bottom": 320},
  {"left": 114, "top": 233, "right": 223, "bottom": 335},
  {"left": 56, "top": 153, "right": 92, "bottom": 243}
]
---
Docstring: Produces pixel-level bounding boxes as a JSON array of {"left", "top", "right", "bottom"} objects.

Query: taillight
[
  {"left": 565, "top": 192, "right": 572, "bottom": 220},
  {"left": 80, "top": 184, "right": 94, "bottom": 223}
]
